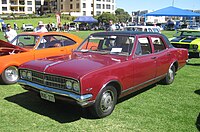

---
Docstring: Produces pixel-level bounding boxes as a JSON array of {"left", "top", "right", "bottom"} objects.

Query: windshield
[
  {"left": 76, "top": 35, "right": 135, "bottom": 56},
  {"left": 11, "top": 35, "right": 39, "bottom": 48}
]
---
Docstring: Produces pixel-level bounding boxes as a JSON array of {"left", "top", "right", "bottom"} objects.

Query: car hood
[
  {"left": 20, "top": 52, "right": 125, "bottom": 79},
  {"left": 0, "top": 39, "right": 27, "bottom": 51},
  {"left": 170, "top": 36, "right": 197, "bottom": 43}
]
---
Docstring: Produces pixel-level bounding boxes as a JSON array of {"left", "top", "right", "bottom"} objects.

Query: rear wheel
[
  {"left": 89, "top": 86, "right": 117, "bottom": 118},
  {"left": 161, "top": 65, "right": 175, "bottom": 85},
  {"left": 0, "top": 66, "right": 19, "bottom": 84}
]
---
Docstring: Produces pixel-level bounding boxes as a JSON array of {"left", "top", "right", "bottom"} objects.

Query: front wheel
[
  {"left": 161, "top": 65, "right": 175, "bottom": 85},
  {"left": 89, "top": 86, "right": 117, "bottom": 118},
  {"left": 0, "top": 66, "right": 19, "bottom": 84}
]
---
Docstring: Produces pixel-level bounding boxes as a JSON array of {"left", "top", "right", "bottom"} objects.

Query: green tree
[
  {"left": 97, "top": 12, "right": 117, "bottom": 24},
  {"left": 115, "top": 8, "right": 131, "bottom": 23}
]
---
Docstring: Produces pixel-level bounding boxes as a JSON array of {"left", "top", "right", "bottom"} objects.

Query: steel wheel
[
  {"left": 89, "top": 86, "right": 117, "bottom": 118},
  {"left": 167, "top": 67, "right": 174, "bottom": 83},
  {"left": 100, "top": 90, "right": 115, "bottom": 113},
  {"left": 161, "top": 65, "right": 175, "bottom": 85},
  {"left": 0, "top": 66, "right": 18, "bottom": 84}
]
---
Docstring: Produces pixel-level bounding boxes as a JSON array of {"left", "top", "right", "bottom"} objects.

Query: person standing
[
  {"left": 4, "top": 24, "right": 17, "bottom": 44},
  {"left": 14, "top": 22, "right": 18, "bottom": 30},
  {"left": 34, "top": 21, "right": 48, "bottom": 32},
  {"left": 108, "top": 20, "right": 116, "bottom": 31}
]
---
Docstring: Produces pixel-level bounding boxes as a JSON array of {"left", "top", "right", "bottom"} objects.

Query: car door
[
  {"left": 150, "top": 35, "right": 171, "bottom": 77},
  {"left": 132, "top": 36, "right": 157, "bottom": 86},
  {"left": 34, "top": 35, "right": 75, "bottom": 59}
]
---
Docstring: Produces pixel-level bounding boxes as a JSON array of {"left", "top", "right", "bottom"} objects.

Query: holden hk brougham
[
  {"left": 18, "top": 31, "right": 188, "bottom": 118},
  {"left": 170, "top": 29, "right": 200, "bottom": 58},
  {"left": 0, "top": 32, "right": 82, "bottom": 84}
]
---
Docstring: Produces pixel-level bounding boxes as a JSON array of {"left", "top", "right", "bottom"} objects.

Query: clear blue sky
[{"left": 116, "top": 0, "right": 200, "bottom": 14}]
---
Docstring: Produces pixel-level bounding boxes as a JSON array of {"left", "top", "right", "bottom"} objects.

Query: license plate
[{"left": 40, "top": 91, "right": 55, "bottom": 102}]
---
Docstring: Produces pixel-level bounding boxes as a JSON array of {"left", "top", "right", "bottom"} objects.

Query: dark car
[{"left": 18, "top": 31, "right": 188, "bottom": 118}]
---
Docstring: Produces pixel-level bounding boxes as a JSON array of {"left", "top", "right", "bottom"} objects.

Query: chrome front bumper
[{"left": 18, "top": 79, "right": 94, "bottom": 107}]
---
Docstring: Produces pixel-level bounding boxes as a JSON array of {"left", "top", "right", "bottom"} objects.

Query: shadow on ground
[
  {"left": 4, "top": 84, "right": 157, "bottom": 122},
  {"left": 4, "top": 91, "right": 94, "bottom": 123},
  {"left": 196, "top": 113, "right": 200, "bottom": 131},
  {"left": 194, "top": 89, "right": 200, "bottom": 95},
  {"left": 118, "top": 84, "right": 156, "bottom": 104},
  {"left": 187, "top": 62, "right": 200, "bottom": 66}
]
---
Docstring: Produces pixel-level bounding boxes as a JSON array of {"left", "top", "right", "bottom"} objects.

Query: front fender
[{"left": 81, "top": 74, "right": 122, "bottom": 101}]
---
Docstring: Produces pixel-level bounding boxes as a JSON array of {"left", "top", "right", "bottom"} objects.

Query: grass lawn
[
  {"left": 2, "top": 17, "right": 70, "bottom": 30},
  {"left": 0, "top": 24, "right": 199, "bottom": 131}
]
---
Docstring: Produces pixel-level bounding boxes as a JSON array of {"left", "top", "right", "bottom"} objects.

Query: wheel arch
[
  {"left": 0, "top": 63, "right": 20, "bottom": 74},
  {"left": 100, "top": 80, "right": 122, "bottom": 99},
  {"left": 171, "top": 60, "right": 178, "bottom": 72}
]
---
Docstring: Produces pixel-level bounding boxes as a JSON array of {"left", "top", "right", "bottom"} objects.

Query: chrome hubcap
[
  {"left": 168, "top": 67, "right": 174, "bottom": 82},
  {"left": 100, "top": 90, "right": 114, "bottom": 113},
  {"left": 5, "top": 67, "right": 18, "bottom": 82}
]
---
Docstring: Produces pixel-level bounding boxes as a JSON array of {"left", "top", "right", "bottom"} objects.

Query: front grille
[
  {"left": 31, "top": 71, "right": 66, "bottom": 90},
  {"left": 172, "top": 43, "right": 190, "bottom": 49}
]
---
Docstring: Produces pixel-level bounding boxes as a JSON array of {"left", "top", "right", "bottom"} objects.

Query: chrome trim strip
[
  {"left": 18, "top": 79, "right": 93, "bottom": 106},
  {"left": 122, "top": 74, "right": 166, "bottom": 94},
  {"left": 44, "top": 61, "right": 64, "bottom": 72}
]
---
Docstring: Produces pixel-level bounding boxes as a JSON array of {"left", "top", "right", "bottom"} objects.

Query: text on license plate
[{"left": 40, "top": 91, "right": 55, "bottom": 102}]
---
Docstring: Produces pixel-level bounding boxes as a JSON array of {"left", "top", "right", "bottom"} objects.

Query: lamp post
[{"left": 93, "top": 0, "right": 95, "bottom": 16}]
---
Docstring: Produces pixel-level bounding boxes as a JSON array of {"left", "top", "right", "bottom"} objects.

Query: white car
[
  {"left": 124, "top": 26, "right": 161, "bottom": 33},
  {"left": 22, "top": 24, "right": 34, "bottom": 31},
  {"left": 69, "top": 25, "right": 76, "bottom": 31}
]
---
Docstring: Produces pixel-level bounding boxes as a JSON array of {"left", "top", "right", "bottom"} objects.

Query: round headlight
[
  {"left": 193, "top": 45, "right": 198, "bottom": 50},
  {"left": 21, "top": 71, "right": 27, "bottom": 79},
  {"left": 66, "top": 80, "right": 72, "bottom": 89},
  {"left": 27, "top": 71, "right": 32, "bottom": 80},
  {"left": 73, "top": 82, "right": 80, "bottom": 93}
]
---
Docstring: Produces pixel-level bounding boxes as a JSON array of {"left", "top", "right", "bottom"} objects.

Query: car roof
[
  {"left": 90, "top": 31, "right": 171, "bottom": 47},
  {"left": 91, "top": 31, "right": 161, "bottom": 36}
]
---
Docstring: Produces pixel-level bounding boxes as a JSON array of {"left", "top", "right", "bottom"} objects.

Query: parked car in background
[
  {"left": 0, "top": 32, "right": 82, "bottom": 84},
  {"left": 68, "top": 25, "right": 76, "bottom": 31},
  {"left": 188, "top": 25, "right": 200, "bottom": 30},
  {"left": 170, "top": 29, "right": 200, "bottom": 58},
  {"left": 22, "top": 24, "right": 34, "bottom": 31},
  {"left": 18, "top": 31, "right": 188, "bottom": 118},
  {"left": 124, "top": 26, "right": 161, "bottom": 33}
]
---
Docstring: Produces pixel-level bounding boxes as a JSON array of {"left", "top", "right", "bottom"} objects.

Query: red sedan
[{"left": 18, "top": 31, "right": 188, "bottom": 118}]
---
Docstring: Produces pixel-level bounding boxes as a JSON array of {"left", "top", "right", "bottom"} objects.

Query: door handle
[
  {"left": 151, "top": 56, "right": 157, "bottom": 59},
  {"left": 167, "top": 53, "right": 171, "bottom": 56}
]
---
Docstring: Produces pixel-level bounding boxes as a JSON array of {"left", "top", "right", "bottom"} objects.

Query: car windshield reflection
[{"left": 77, "top": 35, "right": 134, "bottom": 56}]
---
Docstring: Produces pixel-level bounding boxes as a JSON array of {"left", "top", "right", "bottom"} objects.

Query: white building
[
  {"left": 0, "top": 0, "right": 35, "bottom": 14},
  {"left": 60, "top": 0, "right": 116, "bottom": 16}
]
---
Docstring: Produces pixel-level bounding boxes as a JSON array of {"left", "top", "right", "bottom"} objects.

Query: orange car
[{"left": 0, "top": 32, "right": 82, "bottom": 84}]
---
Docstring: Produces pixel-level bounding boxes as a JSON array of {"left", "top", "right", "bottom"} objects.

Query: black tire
[
  {"left": 161, "top": 65, "right": 175, "bottom": 85},
  {"left": 0, "top": 66, "right": 19, "bottom": 85},
  {"left": 89, "top": 86, "right": 117, "bottom": 118}
]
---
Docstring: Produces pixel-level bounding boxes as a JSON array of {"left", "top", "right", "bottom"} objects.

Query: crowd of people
[
  {"left": 1, "top": 19, "right": 126, "bottom": 45},
  {"left": 2, "top": 21, "right": 49, "bottom": 44}
]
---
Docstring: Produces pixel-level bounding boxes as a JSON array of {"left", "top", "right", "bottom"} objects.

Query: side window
[
  {"left": 38, "top": 35, "right": 76, "bottom": 49},
  {"left": 152, "top": 37, "right": 166, "bottom": 53},
  {"left": 135, "top": 37, "right": 152, "bottom": 55}
]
